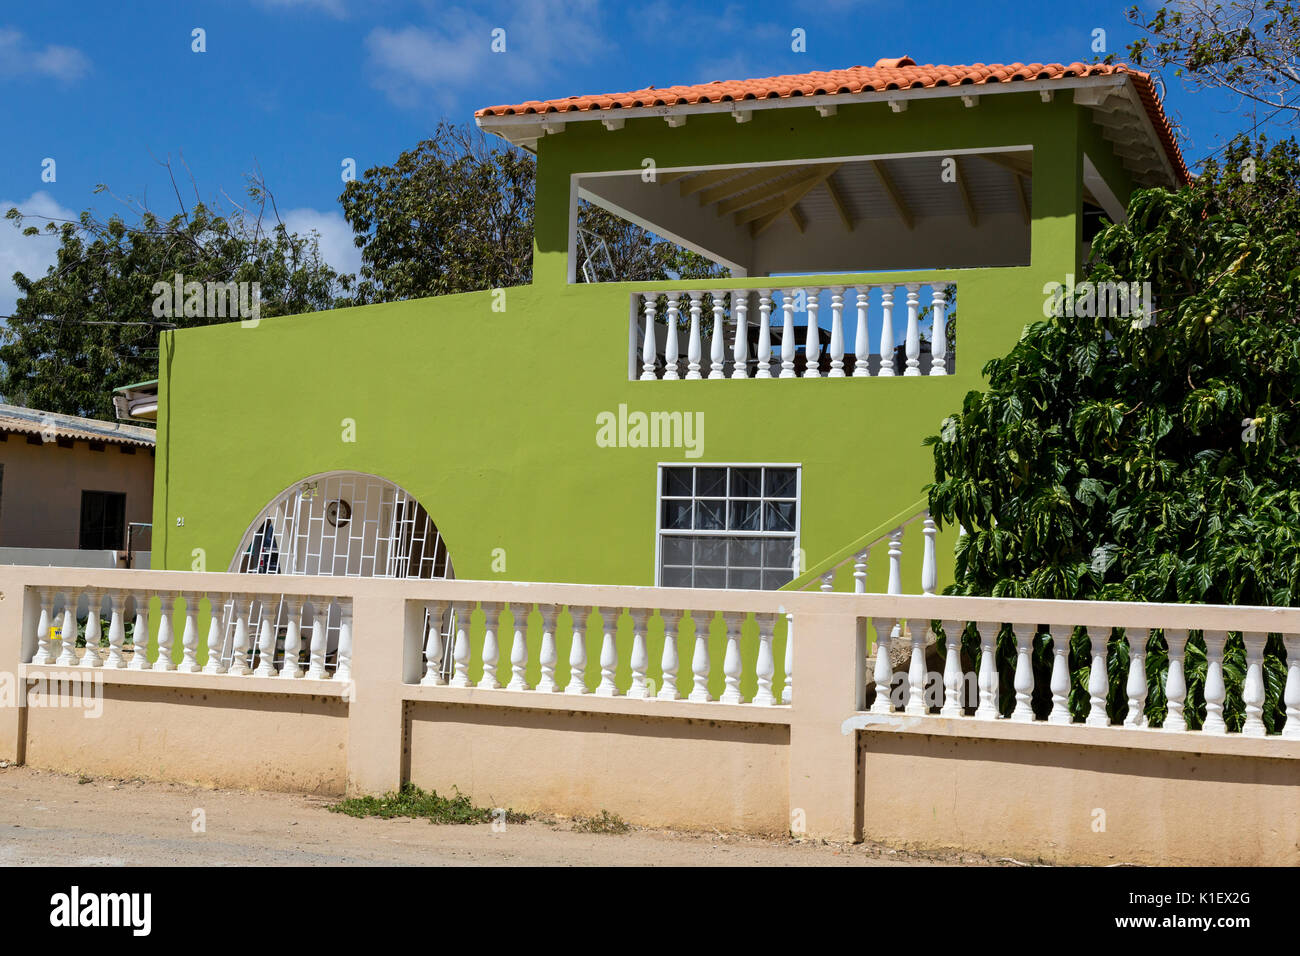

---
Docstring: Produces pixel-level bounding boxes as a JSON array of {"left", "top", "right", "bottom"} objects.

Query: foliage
[
  {"left": 571, "top": 809, "right": 631, "bottom": 834},
  {"left": 576, "top": 200, "right": 728, "bottom": 284},
  {"left": 329, "top": 782, "right": 527, "bottom": 825},
  {"left": 926, "top": 135, "right": 1300, "bottom": 731}
]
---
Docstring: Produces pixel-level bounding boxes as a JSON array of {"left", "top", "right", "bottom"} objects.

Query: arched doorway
[{"left": 220, "top": 472, "right": 455, "bottom": 676}]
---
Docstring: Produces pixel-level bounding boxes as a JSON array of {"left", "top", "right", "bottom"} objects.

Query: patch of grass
[
  {"left": 572, "top": 810, "right": 631, "bottom": 835},
  {"left": 328, "top": 783, "right": 527, "bottom": 826},
  {"left": 77, "top": 774, "right": 93, "bottom": 785}
]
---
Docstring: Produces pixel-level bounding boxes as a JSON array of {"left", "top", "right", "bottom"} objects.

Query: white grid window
[{"left": 658, "top": 465, "right": 799, "bottom": 590}]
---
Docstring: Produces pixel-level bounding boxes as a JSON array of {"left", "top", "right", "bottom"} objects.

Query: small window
[
  {"left": 658, "top": 465, "right": 799, "bottom": 590},
  {"left": 79, "top": 491, "right": 126, "bottom": 550}
]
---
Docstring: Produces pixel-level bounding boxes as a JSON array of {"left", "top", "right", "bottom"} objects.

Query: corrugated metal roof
[{"left": 0, "top": 403, "right": 156, "bottom": 447}]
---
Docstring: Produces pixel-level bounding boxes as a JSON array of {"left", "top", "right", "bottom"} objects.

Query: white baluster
[
  {"left": 779, "top": 290, "right": 797, "bottom": 378},
  {"left": 1162, "top": 628, "right": 1188, "bottom": 731},
  {"left": 930, "top": 285, "right": 948, "bottom": 375},
  {"left": 871, "top": 618, "right": 896, "bottom": 713},
  {"left": 152, "top": 593, "right": 176, "bottom": 672},
  {"left": 280, "top": 597, "right": 304, "bottom": 679},
  {"left": 304, "top": 599, "right": 328, "bottom": 679},
  {"left": 1085, "top": 628, "right": 1110, "bottom": 726},
  {"left": 1010, "top": 623, "right": 1035, "bottom": 722},
  {"left": 689, "top": 613, "right": 712, "bottom": 702},
  {"left": 852, "top": 549, "right": 868, "bottom": 594},
  {"left": 820, "top": 571, "right": 834, "bottom": 593},
  {"left": 627, "top": 609, "right": 651, "bottom": 698},
  {"left": 1048, "top": 624, "right": 1072, "bottom": 724},
  {"left": 128, "top": 595, "right": 150, "bottom": 671},
  {"left": 753, "top": 614, "right": 776, "bottom": 706},
  {"left": 782, "top": 612, "right": 793, "bottom": 704},
  {"left": 940, "top": 620, "right": 965, "bottom": 717},
  {"left": 878, "top": 285, "right": 897, "bottom": 376},
  {"left": 828, "top": 287, "right": 845, "bottom": 376},
  {"left": 731, "top": 290, "right": 749, "bottom": 378},
  {"left": 904, "top": 283, "right": 921, "bottom": 376},
  {"left": 921, "top": 515, "right": 937, "bottom": 595},
  {"left": 755, "top": 291, "right": 773, "bottom": 378},
  {"left": 905, "top": 618, "right": 928, "bottom": 715},
  {"left": 178, "top": 591, "right": 200, "bottom": 673},
  {"left": 708, "top": 294, "right": 727, "bottom": 379},
  {"left": 657, "top": 612, "right": 680, "bottom": 700},
  {"left": 1203, "top": 630, "right": 1228, "bottom": 734},
  {"left": 421, "top": 603, "right": 446, "bottom": 686},
  {"left": 596, "top": 607, "right": 620, "bottom": 697},
  {"left": 479, "top": 605, "right": 503, "bottom": 689},
  {"left": 663, "top": 293, "right": 681, "bottom": 380},
  {"left": 803, "top": 287, "right": 821, "bottom": 378},
  {"left": 974, "top": 622, "right": 1000, "bottom": 719},
  {"left": 720, "top": 613, "right": 744, "bottom": 704},
  {"left": 1241, "top": 631, "right": 1267, "bottom": 737},
  {"left": 853, "top": 287, "right": 871, "bottom": 377},
  {"left": 565, "top": 606, "right": 588, "bottom": 695},
  {"left": 686, "top": 292, "right": 703, "bottom": 380},
  {"left": 536, "top": 604, "right": 559, "bottom": 692},
  {"left": 105, "top": 593, "right": 126, "bottom": 669},
  {"left": 887, "top": 528, "right": 904, "bottom": 649},
  {"left": 1124, "top": 628, "right": 1149, "bottom": 728},
  {"left": 254, "top": 605, "right": 277, "bottom": 677},
  {"left": 640, "top": 294, "right": 658, "bottom": 380},
  {"left": 32, "top": 589, "right": 53, "bottom": 665},
  {"left": 336, "top": 603, "right": 353, "bottom": 683},
  {"left": 203, "top": 593, "right": 228, "bottom": 675},
  {"left": 56, "top": 593, "right": 78, "bottom": 666},
  {"left": 81, "top": 590, "right": 103, "bottom": 668},
  {"left": 450, "top": 603, "right": 473, "bottom": 688},
  {"left": 506, "top": 605, "right": 529, "bottom": 691},
  {"left": 1283, "top": 635, "right": 1300, "bottom": 739},
  {"left": 228, "top": 597, "right": 252, "bottom": 676}
]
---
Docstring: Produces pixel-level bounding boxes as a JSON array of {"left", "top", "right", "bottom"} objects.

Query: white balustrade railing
[{"left": 634, "top": 282, "right": 955, "bottom": 381}]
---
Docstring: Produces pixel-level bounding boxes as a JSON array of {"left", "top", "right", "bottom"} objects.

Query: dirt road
[{"left": 0, "top": 765, "right": 1004, "bottom": 866}]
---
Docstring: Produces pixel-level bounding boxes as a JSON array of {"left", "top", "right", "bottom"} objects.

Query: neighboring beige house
[{"left": 0, "top": 404, "right": 155, "bottom": 567}]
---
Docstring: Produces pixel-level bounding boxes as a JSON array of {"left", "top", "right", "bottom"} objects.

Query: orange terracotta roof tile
[{"left": 477, "top": 57, "right": 1188, "bottom": 184}]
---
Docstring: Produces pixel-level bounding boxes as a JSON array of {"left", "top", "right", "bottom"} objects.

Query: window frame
[{"left": 79, "top": 489, "right": 127, "bottom": 551}]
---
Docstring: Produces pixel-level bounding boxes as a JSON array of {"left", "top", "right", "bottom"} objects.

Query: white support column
[
  {"left": 803, "top": 287, "right": 821, "bottom": 378},
  {"left": 720, "top": 612, "right": 744, "bottom": 703},
  {"left": 254, "top": 607, "right": 278, "bottom": 677},
  {"left": 657, "top": 611, "right": 680, "bottom": 700},
  {"left": 782, "top": 612, "right": 793, "bottom": 704},
  {"left": 81, "top": 590, "right": 103, "bottom": 668},
  {"left": 1085, "top": 628, "right": 1110, "bottom": 726},
  {"left": 228, "top": 597, "right": 252, "bottom": 676},
  {"left": 779, "top": 290, "right": 797, "bottom": 378},
  {"left": 1009, "top": 623, "right": 1035, "bottom": 722},
  {"left": 686, "top": 292, "right": 703, "bottom": 379},
  {"left": 852, "top": 549, "right": 868, "bottom": 594},
  {"left": 450, "top": 603, "right": 473, "bottom": 688},
  {"left": 627, "top": 609, "right": 651, "bottom": 699},
  {"left": 921, "top": 515, "right": 937, "bottom": 595},
  {"left": 506, "top": 605, "right": 529, "bottom": 691},
  {"left": 280, "top": 597, "right": 304, "bottom": 679},
  {"left": 336, "top": 603, "right": 353, "bottom": 683},
  {"left": 708, "top": 294, "right": 727, "bottom": 379},
  {"left": 871, "top": 618, "right": 896, "bottom": 714},
  {"left": 177, "top": 591, "right": 200, "bottom": 673},
  {"left": 1202, "top": 630, "right": 1228, "bottom": 734},
  {"left": 536, "top": 604, "right": 559, "bottom": 692},
  {"left": 152, "top": 593, "right": 176, "bottom": 672},
  {"left": 929, "top": 285, "right": 948, "bottom": 375},
  {"left": 421, "top": 603, "right": 446, "bottom": 686},
  {"left": 203, "top": 593, "right": 229, "bottom": 675},
  {"left": 663, "top": 293, "right": 681, "bottom": 380},
  {"left": 1124, "top": 628, "right": 1149, "bottom": 728},
  {"left": 640, "top": 294, "right": 658, "bottom": 380},
  {"left": 479, "top": 604, "right": 503, "bottom": 689},
  {"left": 1241, "top": 631, "right": 1268, "bottom": 737},
  {"left": 828, "top": 287, "right": 845, "bottom": 376},
  {"left": 904, "top": 283, "right": 922, "bottom": 376},
  {"left": 974, "top": 622, "right": 999, "bottom": 719},
  {"left": 753, "top": 614, "right": 776, "bottom": 706},
  {"left": 1047, "top": 624, "right": 1072, "bottom": 724},
  {"left": 56, "top": 593, "right": 78, "bottom": 666},
  {"left": 565, "top": 606, "right": 588, "bottom": 695},
  {"left": 595, "top": 607, "right": 620, "bottom": 697},
  {"left": 689, "top": 613, "right": 712, "bottom": 702},
  {"left": 731, "top": 290, "right": 749, "bottom": 378},
  {"left": 878, "top": 285, "right": 897, "bottom": 376},
  {"left": 32, "top": 589, "right": 53, "bottom": 665},
  {"left": 820, "top": 571, "right": 835, "bottom": 593},
  {"left": 1163, "top": 628, "right": 1188, "bottom": 731},
  {"left": 940, "top": 620, "right": 965, "bottom": 717},
  {"left": 105, "top": 593, "right": 126, "bottom": 669},
  {"left": 887, "top": 528, "right": 904, "bottom": 595},
  {"left": 755, "top": 291, "right": 773, "bottom": 378},
  {"left": 130, "top": 597, "right": 149, "bottom": 671},
  {"left": 905, "top": 619, "right": 928, "bottom": 715},
  {"left": 1283, "top": 635, "right": 1300, "bottom": 739},
  {"left": 853, "top": 286, "right": 871, "bottom": 377}
]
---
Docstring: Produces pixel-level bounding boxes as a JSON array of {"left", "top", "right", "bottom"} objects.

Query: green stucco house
[{"left": 149, "top": 56, "right": 1187, "bottom": 606}]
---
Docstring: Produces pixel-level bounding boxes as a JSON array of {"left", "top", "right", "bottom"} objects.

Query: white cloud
[
  {"left": 0, "top": 192, "right": 78, "bottom": 317},
  {"left": 281, "top": 207, "right": 362, "bottom": 278},
  {"left": 0, "top": 29, "right": 91, "bottom": 84}
]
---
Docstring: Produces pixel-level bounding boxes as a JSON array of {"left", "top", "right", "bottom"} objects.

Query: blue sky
[{"left": 0, "top": 0, "right": 1287, "bottom": 315}]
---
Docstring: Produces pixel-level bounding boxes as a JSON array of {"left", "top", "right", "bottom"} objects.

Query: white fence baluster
[
  {"left": 731, "top": 291, "right": 749, "bottom": 378},
  {"left": 940, "top": 620, "right": 964, "bottom": 717},
  {"left": 1163, "top": 628, "right": 1188, "bottom": 731},
  {"left": 854, "top": 286, "right": 870, "bottom": 377},
  {"left": 804, "top": 287, "right": 821, "bottom": 377},
  {"left": 153, "top": 593, "right": 176, "bottom": 672},
  {"left": 1048, "top": 624, "right": 1072, "bottom": 724},
  {"left": 709, "top": 294, "right": 727, "bottom": 379},
  {"left": 1283, "top": 635, "right": 1300, "bottom": 739},
  {"left": 1085, "top": 628, "right": 1110, "bottom": 726},
  {"left": 686, "top": 292, "right": 703, "bottom": 379},
  {"left": 281, "top": 598, "right": 304, "bottom": 679},
  {"left": 536, "top": 604, "right": 559, "bottom": 692},
  {"left": 663, "top": 293, "right": 681, "bottom": 380},
  {"left": 753, "top": 614, "right": 776, "bottom": 706},
  {"left": 780, "top": 290, "right": 797, "bottom": 378},
  {"left": 229, "top": 597, "right": 251, "bottom": 676},
  {"left": 641, "top": 295, "right": 658, "bottom": 380},
  {"left": 871, "top": 618, "right": 896, "bottom": 714},
  {"left": 507, "top": 605, "right": 529, "bottom": 691},
  {"left": 720, "top": 612, "right": 744, "bottom": 703},
  {"left": 254, "top": 607, "right": 277, "bottom": 677},
  {"left": 480, "top": 605, "right": 502, "bottom": 689},
  {"left": 451, "top": 603, "right": 473, "bottom": 688},
  {"left": 305, "top": 599, "right": 327, "bottom": 679},
  {"left": 878, "top": 285, "right": 896, "bottom": 376},
  {"left": 106, "top": 593, "right": 126, "bottom": 669},
  {"left": 1241, "top": 631, "right": 1268, "bottom": 737},
  {"left": 1203, "top": 630, "right": 1228, "bottom": 734},
  {"left": 204, "top": 593, "right": 228, "bottom": 675},
  {"left": 921, "top": 515, "right": 937, "bottom": 594},
  {"left": 566, "top": 606, "right": 588, "bottom": 695},
  {"left": 689, "top": 613, "right": 712, "bottom": 702},
  {"left": 820, "top": 571, "right": 834, "bottom": 592},
  {"left": 179, "top": 591, "right": 200, "bottom": 673},
  {"left": 755, "top": 291, "right": 772, "bottom": 378},
  {"left": 658, "top": 611, "right": 680, "bottom": 700},
  {"left": 32, "top": 589, "right": 52, "bottom": 665},
  {"left": 1010, "top": 624, "right": 1035, "bottom": 722},
  {"left": 853, "top": 549, "right": 868, "bottom": 593},
  {"left": 783, "top": 612, "right": 793, "bottom": 704},
  {"left": 930, "top": 285, "right": 948, "bottom": 375},
  {"left": 128, "top": 595, "right": 150, "bottom": 671},
  {"left": 1124, "top": 628, "right": 1149, "bottom": 727},
  {"left": 828, "top": 287, "right": 845, "bottom": 376},
  {"left": 904, "top": 283, "right": 921, "bottom": 376},
  {"left": 905, "top": 620, "right": 928, "bottom": 715},
  {"left": 56, "top": 593, "right": 78, "bottom": 666},
  {"left": 81, "top": 590, "right": 103, "bottom": 668},
  {"left": 628, "top": 609, "right": 651, "bottom": 698},
  {"left": 337, "top": 604, "right": 353, "bottom": 683},
  {"left": 596, "top": 607, "right": 620, "bottom": 697},
  {"left": 974, "top": 622, "right": 999, "bottom": 719},
  {"left": 421, "top": 603, "right": 445, "bottom": 686}
]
